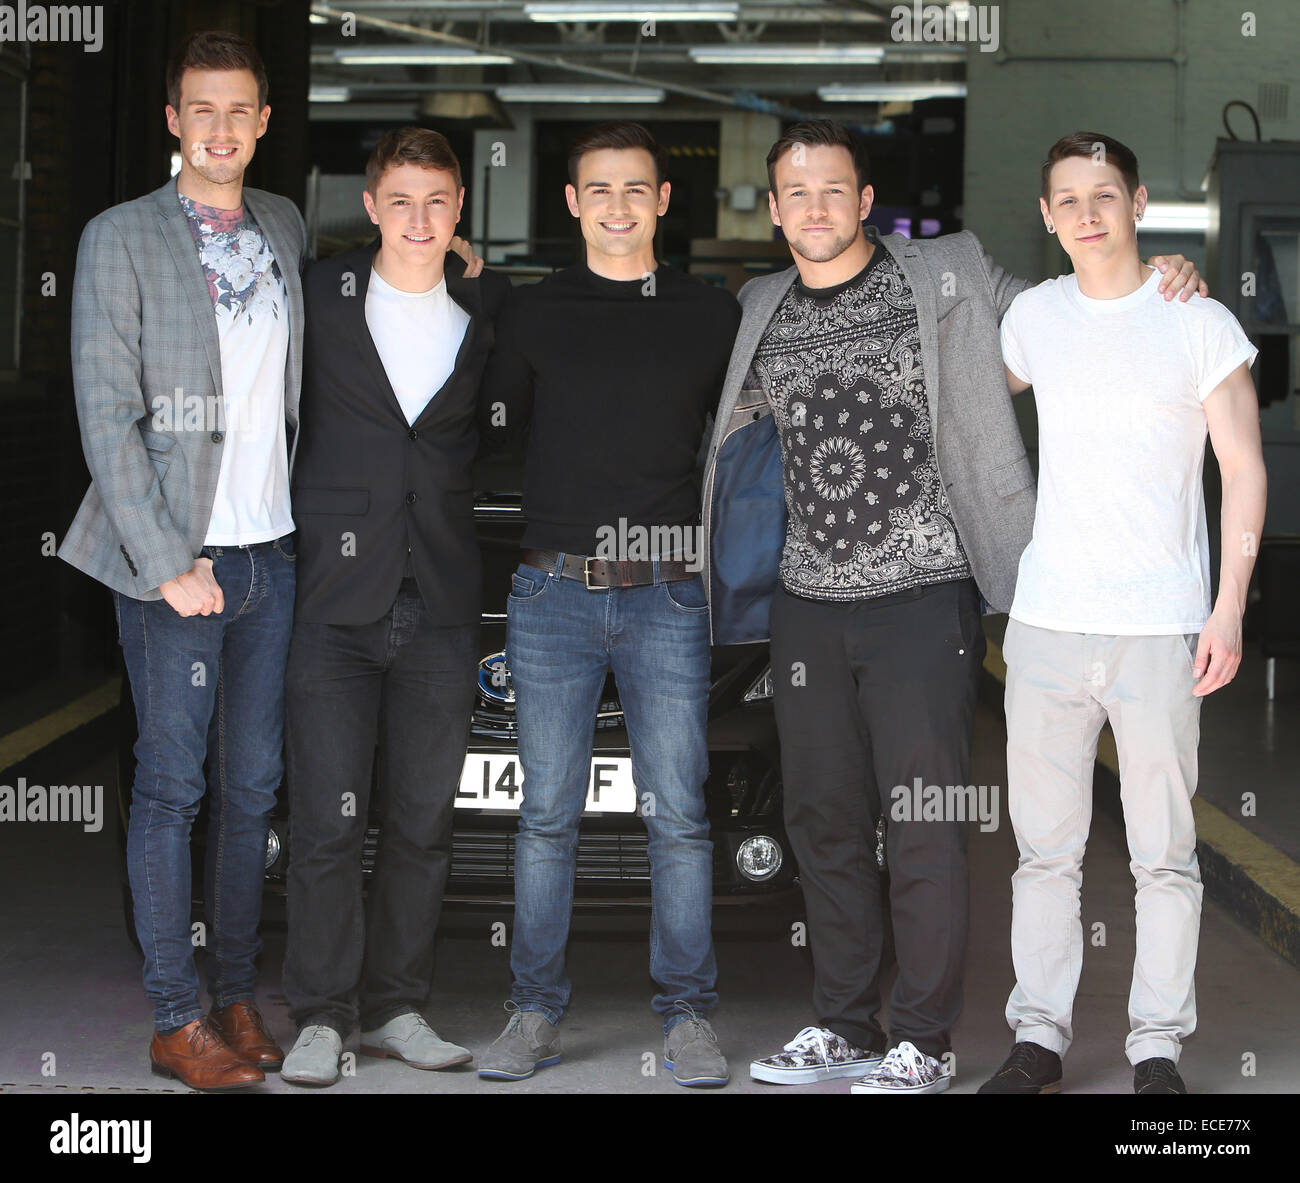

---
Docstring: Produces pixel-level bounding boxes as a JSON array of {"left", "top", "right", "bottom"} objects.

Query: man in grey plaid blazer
[{"left": 60, "top": 30, "right": 305, "bottom": 1091}]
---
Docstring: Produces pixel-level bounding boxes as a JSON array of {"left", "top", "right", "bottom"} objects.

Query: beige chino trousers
[{"left": 1002, "top": 618, "right": 1204, "bottom": 1065}]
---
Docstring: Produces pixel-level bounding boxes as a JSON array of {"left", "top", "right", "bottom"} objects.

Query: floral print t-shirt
[{"left": 179, "top": 193, "right": 294, "bottom": 546}]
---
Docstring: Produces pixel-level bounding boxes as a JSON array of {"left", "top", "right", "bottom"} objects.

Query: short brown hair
[
  {"left": 1041, "top": 131, "right": 1140, "bottom": 201},
  {"left": 166, "top": 30, "right": 268, "bottom": 110},
  {"left": 365, "top": 127, "right": 463, "bottom": 194},
  {"left": 766, "top": 120, "right": 870, "bottom": 194},
  {"left": 567, "top": 122, "right": 668, "bottom": 189}
]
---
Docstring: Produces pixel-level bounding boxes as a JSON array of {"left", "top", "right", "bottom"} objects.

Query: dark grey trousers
[
  {"left": 282, "top": 579, "right": 478, "bottom": 1036},
  {"left": 770, "top": 576, "right": 986, "bottom": 1058}
]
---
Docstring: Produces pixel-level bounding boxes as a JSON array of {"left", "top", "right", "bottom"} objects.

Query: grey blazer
[
  {"left": 59, "top": 178, "right": 307, "bottom": 598},
  {"left": 701, "top": 226, "right": 1036, "bottom": 637}
]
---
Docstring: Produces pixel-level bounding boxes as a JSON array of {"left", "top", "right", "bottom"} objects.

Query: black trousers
[
  {"left": 770, "top": 577, "right": 985, "bottom": 1058},
  {"left": 282, "top": 579, "right": 478, "bottom": 1036}
]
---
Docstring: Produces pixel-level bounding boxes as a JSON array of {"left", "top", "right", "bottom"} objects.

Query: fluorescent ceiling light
[
  {"left": 1140, "top": 203, "right": 1208, "bottom": 232},
  {"left": 525, "top": 2, "right": 738, "bottom": 21},
  {"left": 819, "top": 81, "right": 967, "bottom": 101},
  {"left": 308, "top": 12, "right": 328, "bottom": 23},
  {"left": 333, "top": 46, "right": 513, "bottom": 66},
  {"left": 689, "top": 44, "right": 885, "bottom": 65},
  {"left": 309, "top": 86, "right": 350, "bottom": 102},
  {"left": 495, "top": 84, "right": 666, "bottom": 102}
]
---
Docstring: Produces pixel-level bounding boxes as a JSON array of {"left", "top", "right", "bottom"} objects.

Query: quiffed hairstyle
[
  {"left": 365, "top": 127, "right": 463, "bottom": 194},
  {"left": 766, "top": 119, "right": 871, "bottom": 194},
  {"left": 166, "top": 30, "right": 268, "bottom": 110},
  {"left": 1041, "top": 131, "right": 1140, "bottom": 201},
  {"left": 567, "top": 122, "right": 669, "bottom": 189}
]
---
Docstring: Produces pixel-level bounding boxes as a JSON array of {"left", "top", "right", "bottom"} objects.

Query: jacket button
[
  {"left": 751, "top": 411, "right": 760, "bottom": 421},
  {"left": 408, "top": 428, "right": 418, "bottom": 441},
  {"left": 406, "top": 491, "right": 417, "bottom": 504},
  {"left": 211, "top": 431, "right": 224, "bottom": 443}
]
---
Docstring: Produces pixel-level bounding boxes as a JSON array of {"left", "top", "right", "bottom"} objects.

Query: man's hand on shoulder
[
  {"left": 1147, "top": 253, "right": 1209, "bottom": 301},
  {"left": 158, "top": 557, "right": 224, "bottom": 618},
  {"left": 449, "top": 235, "right": 485, "bottom": 277}
]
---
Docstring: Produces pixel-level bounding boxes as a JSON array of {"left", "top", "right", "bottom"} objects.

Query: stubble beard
[{"left": 788, "top": 226, "right": 858, "bottom": 265}]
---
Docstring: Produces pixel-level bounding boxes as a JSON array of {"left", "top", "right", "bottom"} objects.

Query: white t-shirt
[
  {"left": 365, "top": 268, "right": 470, "bottom": 426},
  {"left": 1001, "top": 267, "right": 1257, "bottom": 635},
  {"left": 206, "top": 258, "right": 294, "bottom": 547}
]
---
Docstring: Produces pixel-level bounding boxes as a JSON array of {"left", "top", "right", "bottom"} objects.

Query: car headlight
[
  {"left": 743, "top": 665, "right": 774, "bottom": 702},
  {"left": 736, "top": 834, "right": 783, "bottom": 882},
  {"left": 265, "top": 826, "right": 281, "bottom": 870}
]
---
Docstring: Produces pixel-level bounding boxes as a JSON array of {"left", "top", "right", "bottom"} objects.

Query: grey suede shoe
[
  {"left": 664, "top": 1007, "right": 729, "bottom": 1088},
  {"left": 281, "top": 1024, "right": 343, "bottom": 1087},
  {"left": 477, "top": 1003, "right": 562, "bottom": 1081},
  {"left": 360, "top": 1012, "right": 473, "bottom": 1070}
]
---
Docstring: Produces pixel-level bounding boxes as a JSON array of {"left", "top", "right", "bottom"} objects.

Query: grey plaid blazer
[{"left": 59, "top": 177, "right": 307, "bottom": 598}]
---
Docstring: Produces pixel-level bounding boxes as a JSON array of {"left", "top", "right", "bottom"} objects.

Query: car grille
[{"left": 359, "top": 827, "right": 652, "bottom": 882}]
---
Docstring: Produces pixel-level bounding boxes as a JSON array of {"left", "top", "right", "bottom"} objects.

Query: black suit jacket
[{"left": 293, "top": 243, "right": 511, "bottom": 625}]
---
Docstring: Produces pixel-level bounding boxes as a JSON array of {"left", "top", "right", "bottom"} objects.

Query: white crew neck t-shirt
[
  {"left": 1001, "top": 267, "right": 1257, "bottom": 636},
  {"left": 365, "top": 267, "right": 470, "bottom": 426}
]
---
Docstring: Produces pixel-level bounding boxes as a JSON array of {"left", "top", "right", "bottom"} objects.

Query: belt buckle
[{"left": 583, "top": 556, "right": 599, "bottom": 590}]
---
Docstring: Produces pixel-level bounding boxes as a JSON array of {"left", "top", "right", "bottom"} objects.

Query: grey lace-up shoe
[
  {"left": 477, "top": 1003, "right": 562, "bottom": 1081},
  {"left": 281, "top": 1024, "right": 343, "bottom": 1087},
  {"left": 360, "top": 1012, "right": 473, "bottom": 1070},
  {"left": 664, "top": 1005, "right": 729, "bottom": 1088}
]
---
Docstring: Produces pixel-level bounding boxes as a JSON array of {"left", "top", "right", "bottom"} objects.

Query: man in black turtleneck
[{"left": 476, "top": 122, "right": 740, "bottom": 1088}]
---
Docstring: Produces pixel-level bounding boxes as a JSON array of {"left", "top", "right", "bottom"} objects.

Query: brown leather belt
[{"left": 521, "top": 548, "right": 695, "bottom": 590}]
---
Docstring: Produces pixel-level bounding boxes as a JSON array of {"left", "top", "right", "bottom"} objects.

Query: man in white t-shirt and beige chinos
[{"left": 981, "top": 132, "right": 1267, "bottom": 1095}]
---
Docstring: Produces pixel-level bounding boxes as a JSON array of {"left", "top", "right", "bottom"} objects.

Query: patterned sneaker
[
  {"left": 751, "top": 1025, "right": 885, "bottom": 1085},
  {"left": 850, "top": 1040, "right": 951, "bottom": 1094}
]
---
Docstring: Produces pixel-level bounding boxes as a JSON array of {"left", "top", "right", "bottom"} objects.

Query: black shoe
[
  {"left": 977, "top": 1041, "right": 1062, "bottom": 1094},
  {"left": 1134, "top": 1057, "right": 1186, "bottom": 1093}
]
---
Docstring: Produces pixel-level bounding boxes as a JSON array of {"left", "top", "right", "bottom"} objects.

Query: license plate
[{"left": 455, "top": 752, "right": 639, "bottom": 814}]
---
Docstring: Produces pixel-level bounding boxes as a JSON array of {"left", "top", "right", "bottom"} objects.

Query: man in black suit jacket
[{"left": 280, "top": 128, "right": 509, "bottom": 1086}]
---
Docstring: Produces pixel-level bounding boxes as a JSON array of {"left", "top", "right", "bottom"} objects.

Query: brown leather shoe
[
  {"left": 210, "top": 1000, "right": 285, "bottom": 1071},
  {"left": 150, "top": 1017, "right": 265, "bottom": 1091}
]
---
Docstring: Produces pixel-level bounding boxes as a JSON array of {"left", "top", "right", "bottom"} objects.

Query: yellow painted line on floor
[
  {"left": 0, "top": 679, "right": 120, "bottom": 771},
  {"left": 1191, "top": 797, "right": 1300, "bottom": 916},
  {"left": 984, "top": 635, "right": 1300, "bottom": 923}
]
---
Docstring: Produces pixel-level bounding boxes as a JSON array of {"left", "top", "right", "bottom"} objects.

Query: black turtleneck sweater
[{"left": 480, "top": 261, "right": 741, "bottom": 553}]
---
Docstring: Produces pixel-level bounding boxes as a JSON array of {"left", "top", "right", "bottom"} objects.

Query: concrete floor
[{"left": 1, "top": 699, "right": 1296, "bottom": 1097}]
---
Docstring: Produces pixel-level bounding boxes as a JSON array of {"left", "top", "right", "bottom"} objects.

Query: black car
[{"left": 115, "top": 453, "right": 799, "bottom": 944}]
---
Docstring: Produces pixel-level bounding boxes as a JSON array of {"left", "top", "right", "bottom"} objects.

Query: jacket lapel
[
  {"left": 344, "top": 244, "right": 409, "bottom": 426},
  {"left": 723, "top": 265, "right": 797, "bottom": 404},
  {"left": 244, "top": 188, "right": 304, "bottom": 428},
  {"left": 409, "top": 258, "right": 484, "bottom": 429},
  {"left": 881, "top": 229, "right": 942, "bottom": 435},
  {"left": 153, "top": 180, "right": 224, "bottom": 404}
]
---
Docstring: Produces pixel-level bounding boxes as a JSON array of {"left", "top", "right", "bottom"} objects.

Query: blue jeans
[
  {"left": 115, "top": 536, "right": 296, "bottom": 1032},
  {"left": 505, "top": 557, "right": 718, "bottom": 1033}
]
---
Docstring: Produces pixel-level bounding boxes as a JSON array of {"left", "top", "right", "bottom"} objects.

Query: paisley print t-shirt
[{"left": 749, "top": 243, "right": 971, "bottom": 600}]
